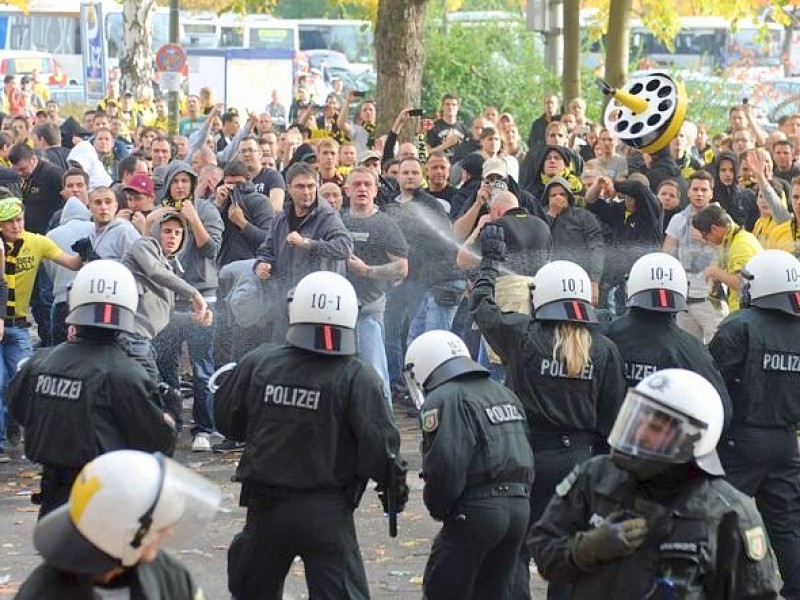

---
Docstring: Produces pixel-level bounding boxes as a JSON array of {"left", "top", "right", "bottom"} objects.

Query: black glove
[
  {"left": 376, "top": 458, "right": 410, "bottom": 515},
  {"left": 480, "top": 223, "right": 507, "bottom": 262},
  {"left": 571, "top": 511, "right": 648, "bottom": 569},
  {"left": 158, "top": 382, "right": 183, "bottom": 429},
  {"left": 71, "top": 237, "right": 94, "bottom": 263}
]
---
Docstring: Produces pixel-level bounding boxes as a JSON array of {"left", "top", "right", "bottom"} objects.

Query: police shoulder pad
[
  {"left": 421, "top": 408, "right": 439, "bottom": 433},
  {"left": 556, "top": 463, "right": 581, "bottom": 497},
  {"left": 744, "top": 526, "right": 767, "bottom": 561}
]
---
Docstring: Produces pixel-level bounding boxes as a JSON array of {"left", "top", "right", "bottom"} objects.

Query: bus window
[
  {"left": 105, "top": 11, "right": 171, "bottom": 58},
  {"left": 220, "top": 26, "right": 243, "bottom": 47},
  {"left": 183, "top": 23, "right": 218, "bottom": 48},
  {"left": 247, "top": 26, "right": 295, "bottom": 51}
]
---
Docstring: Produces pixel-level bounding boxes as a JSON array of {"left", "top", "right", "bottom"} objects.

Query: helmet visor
[
  {"left": 608, "top": 390, "right": 707, "bottom": 464},
  {"left": 402, "top": 365, "right": 426, "bottom": 410},
  {"left": 148, "top": 456, "right": 222, "bottom": 555}
]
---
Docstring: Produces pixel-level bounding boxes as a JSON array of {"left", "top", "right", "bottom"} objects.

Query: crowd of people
[{"left": 1, "top": 69, "right": 800, "bottom": 598}]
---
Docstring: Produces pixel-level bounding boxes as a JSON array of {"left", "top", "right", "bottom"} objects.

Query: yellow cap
[{"left": 0, "top": 197, "right": 23, "bottom": 222}]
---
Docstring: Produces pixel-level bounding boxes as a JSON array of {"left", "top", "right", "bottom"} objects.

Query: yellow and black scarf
[{"left": 5, "top": 238, "right": 23, "bottom": 318}]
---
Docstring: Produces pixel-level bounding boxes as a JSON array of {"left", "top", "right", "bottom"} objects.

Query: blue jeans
[
  {"left": 356, "top": 309, "right": 391, "bottom": 405},
  {"left": 477, "top": 337, "right": 506, "bottom": 382},
  {"left": 152, "top": 310, "right": 215, "bottom": 435},
  {"left": 406, "top": 288, "right": 462, "bottom": 347},
  {"left": 0, "top": 326, "right": 32, "bottom": 449},
  {"left": 384, "top": 280, "right": 426, "bottom": 393},
  {"left": 32, "top": 265, "right": 54, "bottom": 347}
]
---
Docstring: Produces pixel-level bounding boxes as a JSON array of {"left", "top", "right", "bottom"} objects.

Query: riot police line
[{"left": 8, "top": 232, "right": 800, "bottom": 597}]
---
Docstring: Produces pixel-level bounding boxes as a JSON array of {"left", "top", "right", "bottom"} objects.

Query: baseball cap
[
  {"left": 0, "top": 197, "right": 23, "bottom": 222},
  {"left": 358, "top": 150, "right": 382, "bottom": 165},
  {"left": 123, "top": 173, "right": 155, "bottom": 196},
  {"left": 482, "top": 157, "right": 508, "bottom": 179}
]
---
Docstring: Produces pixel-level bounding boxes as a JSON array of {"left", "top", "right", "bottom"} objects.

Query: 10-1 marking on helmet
[
  {"left": 89, "top": 278, "right": 119, "bottom": 295},
  {"left": 310, "top": 293, "right": 341, "bottom": 310},
  {"left": 787, "top": 268, "right": 800, "bottom": 283},
  {"left": 650, "top": 267, "right": 674, "bottom": 281},
  {"left": 561, "top": 278, "right": 585, "bottom": 293}
]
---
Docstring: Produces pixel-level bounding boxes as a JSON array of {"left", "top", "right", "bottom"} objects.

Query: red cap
[{"left": 123, "top": 173, "right": 154, "bottom": 196}]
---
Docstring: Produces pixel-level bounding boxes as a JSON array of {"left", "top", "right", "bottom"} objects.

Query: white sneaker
[{"left": 191, "top": 433, "right": 212, "bottom": 452}]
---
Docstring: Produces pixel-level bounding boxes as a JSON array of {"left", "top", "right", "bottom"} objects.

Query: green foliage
[{"left": 421, "top": 15, "right": 608, "bottom": 126}]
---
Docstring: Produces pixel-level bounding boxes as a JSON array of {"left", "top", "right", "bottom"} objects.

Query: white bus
[
  {"left": 0, "top": 0, "right": 174, "bottom": 83},
  {"left": 581, "top": 13, "right": 784, "bottom": 80}
]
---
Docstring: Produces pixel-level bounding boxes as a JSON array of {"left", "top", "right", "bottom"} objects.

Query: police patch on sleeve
[
  {"left": 745, "top": 526, "right": 767, "bottom": 561},
  {"left": 555, "top": 464, "right": 580, "bottom": 497},
  {"left": 421, "top": 408, "right": 439, "bottom": 433}
]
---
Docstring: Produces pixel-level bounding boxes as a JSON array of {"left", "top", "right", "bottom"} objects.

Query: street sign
[{"left": 155, "top": 44, "right": 187, "bottom": 73}]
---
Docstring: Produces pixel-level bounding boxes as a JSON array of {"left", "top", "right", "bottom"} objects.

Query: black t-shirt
[
  {"left": 341, "top": 209, "right": 408, "bottom": 304},
  {"left": 426, "top": 119, "right": 468, "bottom": 157},
  {"left": 252, "top": 168, "right": 286, "bottom": 196}
]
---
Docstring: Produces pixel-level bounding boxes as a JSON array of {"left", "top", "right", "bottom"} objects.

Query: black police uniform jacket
[
  {"left": 603, "top": 309, "right": 732, "bottom": 426},
  {"left": 709, "top": 307, "right": 800, "bottom": 428},
  {"left": 214, "top": 344, "right": 401, "bottom": 502},
  {"left": 16, "top": 551, "right": 205, "bottom": 600},
  {"left": 420, "top": 373, "right": 535, "bottom": 520},
  {"left": 530, "top": 456, "right": 779, "bottom": 599},
  {"left": 470, "top": 266, "right": 627, "bottom": 440},
  {"left": 8, "top": 336, "right": 177, "bottom": 469}
]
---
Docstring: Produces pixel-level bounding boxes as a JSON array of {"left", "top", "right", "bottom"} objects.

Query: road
[{"left": 0, "top": 411, "right": 547, "bottom": 598}]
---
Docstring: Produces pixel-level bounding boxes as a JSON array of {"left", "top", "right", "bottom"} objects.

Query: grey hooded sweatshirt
[
  {"left": 161, "top": 161, "right": 223, "bottom": 299},
  {"left": 46, "top": 197, "right": 95, "bottom": 304},
  {"left": 121, "top": 212, "right": 199, "bottom": 339}
]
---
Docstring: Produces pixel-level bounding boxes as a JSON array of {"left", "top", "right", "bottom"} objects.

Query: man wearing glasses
[{"left": 692, "top": 204, "right": 762, "bottom": 313}]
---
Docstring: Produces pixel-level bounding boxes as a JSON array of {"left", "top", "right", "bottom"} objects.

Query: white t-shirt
[{"left": 665, "top": 203, "right": 718, "bottom": 298}]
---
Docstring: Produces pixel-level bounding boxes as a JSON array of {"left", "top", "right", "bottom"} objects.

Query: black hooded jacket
[
  {"left": 524, "top": 145, "right": 584, "bottom": 205},
  {"left": 712, "top": 152, "right": 758, "bottom": 230},
  {"left": 588, "top": 179, "right": 664, "bottom": 286}
]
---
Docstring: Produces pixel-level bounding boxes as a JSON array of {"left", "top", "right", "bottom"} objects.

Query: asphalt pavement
[{"left": 0, "top": 410, "right": 547, "bottom": 599}]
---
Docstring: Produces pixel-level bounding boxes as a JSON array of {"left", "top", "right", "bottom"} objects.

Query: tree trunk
[
  {"left": 605, "top": 0, "right": 632, "bottom": 89},
  {"left": 783, "top": 8, "right": 798, "bottom": 77},
  {"left": 374, "top": 0, "right": 430, "bottom": 136},
  {"left": 120, "top": 0, "right": 156, "bottom": 96},
  {"left": 562, "top": 0, "right": 580, "bottom": 103}
]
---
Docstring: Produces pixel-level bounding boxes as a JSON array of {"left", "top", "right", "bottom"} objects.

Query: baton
[{"left": 388, "top": 454, "right": 398, "bottom": 538}]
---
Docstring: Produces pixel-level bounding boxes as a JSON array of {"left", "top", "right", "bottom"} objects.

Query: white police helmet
[
  {"left": 34, "top": 450, "right": 221, "bottom": 575},
  {"left": 626, "top": 252, "right": 688, "bottom": 313},
  {"left": 608, "top": 369, "right": 724, "bottom": 475},
  {"left": 286, "top": 271, "right": 359, "bottom": 355},
  {"left": 741, "top": 249, "right": 800, "bottom": 316},
  {"left": 404, "top": 330, "right": 487, "bottom": 408},
  {"left": 66, "top": 260, "right": 138, "bottom": 333},
  {"left": 531, "top": 260, "right": 596, "bottom": 323}
]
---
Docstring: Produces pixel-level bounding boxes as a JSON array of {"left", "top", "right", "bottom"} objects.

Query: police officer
[
  {"left": 404, "top": 329, "right": 535, "bottom": 600},
  {"left": 8, "top": 260, "right": 177, "bottom": 517},
  {"left": 530, "top": 369, "right": 779, "bottom": 599},
  {"left": 709, "top": 249, "right": 800, "bottom": 600},
  {"left": 214, "top": 270, "right": 408, "bottom": 599},
  {"left": 603, "top": 252, "right": 732, "bottom": 424},
  {"left": 471, "top": 225, "right": 627, "bottom": 600},
  {"left": 18, "top": 450, "right": 220, "bottom": 599}
]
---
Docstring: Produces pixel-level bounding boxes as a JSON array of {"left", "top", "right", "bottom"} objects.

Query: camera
[
  {"left": 352, "top": 91, "right": 366, "bottom": 98},
  {"left": 408, "top": 108, "right": 424, "bottom": 117}
]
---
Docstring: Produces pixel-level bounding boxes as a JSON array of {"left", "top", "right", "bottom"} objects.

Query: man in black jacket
[
  {"left": 542, "top": 176, "right": 604, "bottom": 303},
  {"left": 9, "top": 141, "right": 64, "bottom": 346},
  {"left": 214, "top": 159, "right": 274, "bottom": 267}
]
